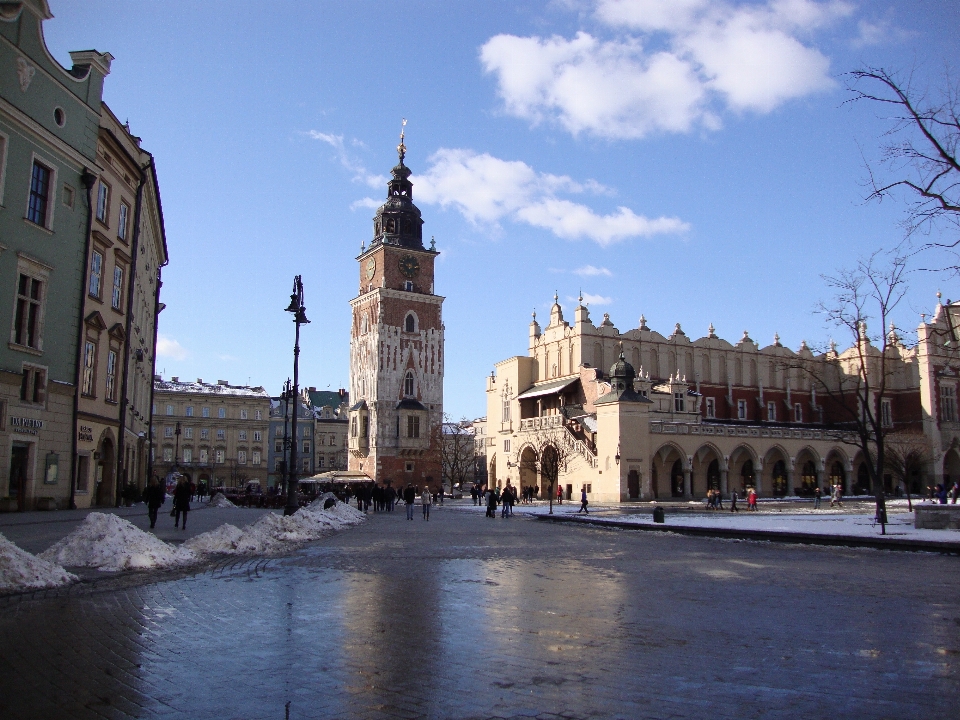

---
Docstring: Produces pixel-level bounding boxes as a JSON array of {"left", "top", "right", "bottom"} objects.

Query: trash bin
[{"left": 653, "top": 506, "right": 665, "bottom": 523}]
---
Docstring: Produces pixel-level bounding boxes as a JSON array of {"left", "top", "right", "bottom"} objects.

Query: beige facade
[
  {"left": 151, "top": 377, "right": 270, "bottom": 489},
  {"left": 314, "top": 404, "right": 348, "bottom": 472},
  {"left": 485, "top": 297, "right": 960, "bottom": 504},
  {"left": 74, "top": 107, "right": 167, "bottom": 508}
]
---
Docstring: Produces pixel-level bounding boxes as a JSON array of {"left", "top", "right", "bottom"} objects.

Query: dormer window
[{"left": 404, "top": 371, "right": 415, "bottom": 397}]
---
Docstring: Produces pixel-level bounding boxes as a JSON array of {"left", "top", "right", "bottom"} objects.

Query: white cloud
[
  {"left": 350, "top": 197, "right": 381, "bottom": 211},
  {"left": 157, "top": 335, "right": 188, "bottom": 361},
  {"left": 574, "top": 265, "right": 613, "bottom": 276},
  {"left": 580, "top": 292, "right": 613, "bottom": 305},
  {"left": 306, "top": 131, "right": 386, "bottom": 189},
  {"left": 480, "top": 0, "right": 851, "bottom": 139},
  {"left": 414, "top": 148, "right": 688, "bottom": 245}
]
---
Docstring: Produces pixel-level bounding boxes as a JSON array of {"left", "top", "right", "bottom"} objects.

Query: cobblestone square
[{"left": 1, "top": 503, "right": 958, "bottom": 719}]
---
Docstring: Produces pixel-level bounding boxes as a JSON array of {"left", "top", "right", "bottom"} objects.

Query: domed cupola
[
  {"left": 371, "top": 120, "right": 425, "bottom": 251},
  {"left": 609, "top": 346, "right": 636, "bottom": 392}
]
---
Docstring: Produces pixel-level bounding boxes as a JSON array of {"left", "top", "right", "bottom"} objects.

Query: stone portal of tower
[{"left": 347, "top": 132, "right": 445, "bottom": 488}]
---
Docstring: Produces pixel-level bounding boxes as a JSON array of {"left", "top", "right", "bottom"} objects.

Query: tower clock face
[
  {"left": 399, "top": 254, "right": 420, "bottom": 278},
  {"left": 365, "top": 258, "right": 376, "bottom": 281}
]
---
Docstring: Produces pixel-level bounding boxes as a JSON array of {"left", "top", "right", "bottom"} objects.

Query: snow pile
[
  {"left": 183, "top": 504, "right": 366, "bottom": 556},
  {"left": 208, "top": 492, "right": 235, "bottom": 508},
  {"left": 183, "top": 523, "right": 245, "bottom": 554},
  {"left": 307, "top": 492, "right": 339, "bottom": 511},
  {"left": 39, "top": 513, "right": 197, "bottom": 572},
  {"left": 0, "top": 533, "right": 77, "bottom": 592}
]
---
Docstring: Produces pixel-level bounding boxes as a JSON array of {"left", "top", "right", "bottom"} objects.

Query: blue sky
[{"left": 43, "top": 1, "right": 959, "bottom": 419}]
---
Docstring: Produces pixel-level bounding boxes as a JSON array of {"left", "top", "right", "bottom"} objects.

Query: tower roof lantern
[{"left": 370, "top": 121, "right": 427, "bottom": 252}]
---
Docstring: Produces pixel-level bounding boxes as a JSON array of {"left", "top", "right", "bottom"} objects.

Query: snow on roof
[{"left": 153, "top": 377, "right": 269, "bottom": 398}]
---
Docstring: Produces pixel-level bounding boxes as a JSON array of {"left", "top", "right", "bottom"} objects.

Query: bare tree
[
  {"left": 520, "top": 424, "right": 575, "bottom": 515},
  {"left": 788, "top": 252, "right": 909, "bottom": 533},
  {"left": 848, "top": 67, "right": 960, "bottom": 269},
  {"left": 883, "top": 430, "right": 933, "bottom": 511},
  {"left": 436, "top": 415, "right": 475, "bottom": 492}
]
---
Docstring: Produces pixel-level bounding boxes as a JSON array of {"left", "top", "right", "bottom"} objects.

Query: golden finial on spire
[{"left": 397, "top": 118, "right": 407, "bottom": 162}]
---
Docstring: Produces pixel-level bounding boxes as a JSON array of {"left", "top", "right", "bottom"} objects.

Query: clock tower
[{"left": 348, "top": 130, "right": 444, "bottom": 487}]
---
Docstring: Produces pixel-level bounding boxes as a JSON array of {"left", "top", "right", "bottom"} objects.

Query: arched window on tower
[
  {"left": 405, "top": 313, "right": 416, "bottom": 332},
  {"left": 404, "top": 371, "right": 415, "bottom": 397}
]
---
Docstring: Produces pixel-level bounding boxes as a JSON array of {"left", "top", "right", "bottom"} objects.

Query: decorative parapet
[{"left": 650, "top": 421, "right": 826, "bottom": 441}]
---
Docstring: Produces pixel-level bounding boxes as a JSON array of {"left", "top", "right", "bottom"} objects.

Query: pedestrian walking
[
  {"left": 421, "top": 487, "right": 432, "bottom": 520},
  {"left": 557, "top": 485, "right": 563, "bottom": 505},
  {"left": 404, "top": 484, "right": 416, "bottom": 520},
  {"left": 486, "top": 487, "right": 496, "bottom": 518},
  {"left": 144, "top": 477, "right": 165, "bottom": 529},
  {"left": 814, "top": 486, "right": 822, "bottom": 510},
  {"left": 951, "top": 481, "right": 959, "bottom": 504},
  {"left": 831, "top": 483, "right": 843, "bottom": 508},
  {"left": 578, "top": 486, "right": 589, "bottom": 514},
  {"left": 173, "top": 476, "right": 191, "bottom": 530},
  {"left": 730, "top": 489, "right": 739, "bottom": 512},
  {"left": 747, "top": 488, "right": 758, "bottom": 511},
  {"left": 716, "top": 489, "right": 723, "bottom": 510}
]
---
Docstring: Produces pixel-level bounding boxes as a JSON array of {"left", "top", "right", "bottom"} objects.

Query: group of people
[
  {"left": 142, "top": 475, "right": 194, "bottom": 530},
  {"left": 928, "top": 482, "right": 960, "bottom": 504}
]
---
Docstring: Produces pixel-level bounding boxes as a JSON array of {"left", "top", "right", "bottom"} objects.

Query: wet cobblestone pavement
[{"left": 1, "top": 503, "right": 958, "bottom": 719}]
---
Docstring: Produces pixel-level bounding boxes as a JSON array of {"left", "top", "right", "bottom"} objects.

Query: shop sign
[
  {"left": 10, "top": 417, "right": 42, "bottom": 435},
  {"left": 78, "top": 424, "right": 94, "bottom": 443}
]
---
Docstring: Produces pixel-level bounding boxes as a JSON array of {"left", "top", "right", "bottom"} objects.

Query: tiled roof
[{"left": 153, "top": 378, "right": 269, "bottom": 398}]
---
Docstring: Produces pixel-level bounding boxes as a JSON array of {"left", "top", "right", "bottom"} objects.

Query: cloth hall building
[{"left": 484, "top": 295, "right": 960, "bottom": 504}]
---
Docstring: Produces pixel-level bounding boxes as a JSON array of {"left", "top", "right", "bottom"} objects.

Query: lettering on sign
[
  {"left": 11, "top": 416, "right": 42, "bottom": 435},
  {"left": 78, "top": 424, "right": 94, "bottom": 442}
]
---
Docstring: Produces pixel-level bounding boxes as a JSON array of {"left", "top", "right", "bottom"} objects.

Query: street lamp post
[
  {"left": 173, "top": 421, "right": 181, "bottom": 474},
  {"left": 279, "top": 378, "right": 292, "bottom": 494},
  {"left": 284, "top": 276, "right": 310, "bottom": 516}
]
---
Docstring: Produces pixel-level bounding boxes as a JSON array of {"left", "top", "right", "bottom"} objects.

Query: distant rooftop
[{"left": 153, "top": 376, "right": 269, "bottom": 398}]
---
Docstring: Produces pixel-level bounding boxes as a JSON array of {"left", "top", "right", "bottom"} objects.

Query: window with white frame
[
  {"left": 240, "top": 409, "right": 248, "bottom": 420},
  {"left": 215, "top": 449, "right": 225, "bottom": 464},
  {"left": 96, "top": 181, "right": 109, "bottom": 223},
  {"left": 118, "top": 201, "right": 129, "bottom": 240},
  {"left": 252, "top": 451, "right": 261, "bottom": 465},
  {"left": 216, "top": 429, "right": 225, "bottom": 440},
  {"left": 162, "top": 447, "right": 173, "bottom": 462},
  {"left": 274, "top": 457, "right": 282, "bottom": 471},
  {"left": 407, "top": 415, "right": 420, "bottom": 438},
  {"left": 881, "top": 399, "right": 893, "bottom": 427},
  {"left": 238, "top": 430, "right": 247, "bottom": 441},
  {"left": 186, "top": 406, "right": 194, "bottom": 417},
  {"left": 275, "top": 440, "right": 282, "bottom": 453},
  {"left": 200, "top": 428, "right": 209, "bottom": 440},
  {"left": 276, "top": 426, "right": 284, "bottom": 437},
  {"left": 81, "top": 341, "right": 97, "bottom": 396},
  {"left": 199, "top": 448, "right": 209, "bottom": 464},
  {"left": 674, "top": 392, "right": 685, "bottom": 412},
  {"left": 504, "top": 439, "right": 511, "bottom": 453},
  {"left": 238, "top": 450, "right": 247, "bottom": 465},
  {"left": 317, "top": 456, "right": 324, "bottom": 468},
  {"left": 202, "top": 407, "right": 210, "bottom": 418},
  {"left": 183, "top": 448, "right": 192, "bottom": 463},
  {"left": 404, "top": 372, "right": 415, "bottom": 397},
  {"left": 164, "top": 426, "right": 173, "bottom": 438},
  {"left": 27, "top": 160, "right": 53, "bottom": 227},
  {"left": 794, "top": 403, "right": 803, "bottom": 423},
  {"left": 303, "top": 440, "right": 310, "bottom": 453},
  {"left": 218, "top": 407, "right": 226, "bottom": 419},
  {"left": 184, "top": 427, "right": 193, "bottom": 439},
  {"left": 105, "top": 350, "right": 117, "bottom": 402},
  {"left": 255, "top": 410, "right": 262, "bottom": 420},
  {"left": 767, "top": 401, "right": 776, "bottom": 421},
  {"left": 111, "top": 265, "right": 124, "bottom": 310},
  {"left": 253, "top": 431, "right": 261, "bottom": 441},
  {"left": 705, "top": 397, "right": 715, "bottom": 419},
  {"left": 165, "top": 404, "right": 173, "bottom": 415},
  {"left": 737, "top": 399, "right": 747, "bottom": 420},
  {"left": 89, "top": 251, "right": 103, "bottom": 298}
]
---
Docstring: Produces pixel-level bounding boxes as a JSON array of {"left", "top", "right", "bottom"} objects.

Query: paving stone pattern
[{"left": 0, "top": 504, "right": 958, "bottom": 719}]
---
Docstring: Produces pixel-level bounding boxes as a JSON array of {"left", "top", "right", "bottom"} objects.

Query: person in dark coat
[
  {"left": 173, "top": 477, "right": 192, "bottom": 530},
  {"left": 144, "top": 477, "right": 165, "bottom": 529},
  {"left": 404, "top": 484, "right": 417, "bottom": 520}
]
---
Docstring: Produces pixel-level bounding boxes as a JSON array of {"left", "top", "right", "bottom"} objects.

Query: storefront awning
[{"left": 516, "top": 377, "right": 578, "bottom": 401}]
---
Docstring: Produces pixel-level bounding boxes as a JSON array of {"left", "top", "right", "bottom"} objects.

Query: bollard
[{"left": 653, "top": 506, "right": 665, "bottom": 523}]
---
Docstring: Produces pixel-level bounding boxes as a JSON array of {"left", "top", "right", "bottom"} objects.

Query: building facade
[
  {"left": 267, "top": 393, "right": 314, "bottom": 488},
  {"left": 74, "top": 104, "right": 166, "bottom": 508},
  {"left": 347, "top": 136, "right": 444, "bottom": 485},
  {"left": 307, "top": 387, "right": 348, "bottom": 474},
  {"left": 151, "top": 377, "right": 270, "bottom": 490},
  {"left": 1, "top": 1, "right": 167, "bottom": 511},
  {"left": 485, "top": 296, "right": 960, "bottom": 504}
]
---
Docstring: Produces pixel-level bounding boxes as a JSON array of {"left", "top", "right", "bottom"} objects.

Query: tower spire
[{"left": 397, "top": 118, "right": 407, "bottom": 163}]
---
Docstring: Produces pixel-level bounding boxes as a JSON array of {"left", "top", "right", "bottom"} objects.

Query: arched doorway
[
  {"left": 857, "top": 463, "right": 871, "bottom": 495},
  {"left": 800, "top": 460, "right": 818, "bottom": 494},
  {"left": 627, "top": 469, "right": 640, "bottom": 499},
  {"left": 670, "top": 459, "right": 684, "bottom": 498},
  {"left": 740, "top": 459, "right": 755, "bottom": 492},
  {"left": 707, "top": 460, "right": 721, "bottom": 491},
  {"left": 944, "top": 449, "right": 960, "bottom": 491},
  {"left": 771, "top": 460, "right": 788, "bottom": 497},
  {"left": 95, "top": 436, "right": 116, "bottom": 507},
  {"left": 519, "top": 447, "right": 538, "bottom": 497},
  {"left": 651, "top": 464, "right": 659, "bottom": 499},
  {"left": 828, "top": 460, "right": 846, "bottom": 494},
  {"left": 488, "top": 454, "right": 497, "bottom": 490}
]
